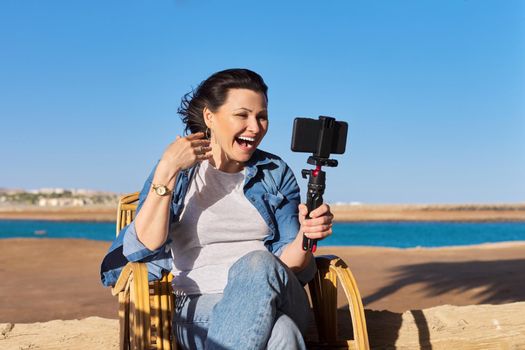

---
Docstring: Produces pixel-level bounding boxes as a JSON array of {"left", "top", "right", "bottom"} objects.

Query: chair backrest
[{"left": 116, "top": 192, "right": 140, "bottom": 236}]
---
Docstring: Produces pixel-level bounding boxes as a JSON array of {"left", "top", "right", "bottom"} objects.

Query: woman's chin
[
  {"left": 227, "top": 150, "right": 254, "bottom": 166},
  {"left": 235, "top": 153, "right": 254, "bottom": 163},
  {"left": 215, "top": 145, "right": 258, "bottom": 170}
]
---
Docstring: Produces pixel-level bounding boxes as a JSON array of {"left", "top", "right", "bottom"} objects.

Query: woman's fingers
[
  {"left": 298, "top": 203, "right": 308, "bottom": 217},
  {"left": 298, "top": 204, "right": 331, "bottom": 220},
  {"left": 299, "top": 203, "right": 333, "bottom": 240},
  {"left": 189, "top": 139, "right": 211, "bottom": 157},
  {"left": 197, "top": 146, "right": 212, "bottom": 154},
  {"left": 297, "top": 204, "right": 310, "bottom": 226},
  {"left": 309, "top": 204, "right": 331, "bottom": 218},
  {"left": 302, "top": 215, "right": 333, "bottom": 226},
  {"left": 190, "top": 139, "right": 211, "bottom": 147},
  {"left": 197, "top": 149, "right": 213, "bottom": 160},
  {"left": 303, "top": 220, "right": 333, "bottom": 239},
  {"left": 191, "top": 144, "right": 211, "bottom": 155},
  {"left": 185, "top": 132, "right": 206, "bottom": 140},
  {"left": 302, "top": 223, "right": 332, "bottom": 232},
  {"left": 304, "top": 228, "right": 332, "bottom": 240},
  {"left": 162, "top": 132, "right": 213, "bottom": 170},
  {"left": 173, "top": 135, "right": 211, "bottom": 159}
]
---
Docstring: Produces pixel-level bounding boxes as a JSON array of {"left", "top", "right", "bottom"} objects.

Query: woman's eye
[
  {"left": 258, "top": 114, "right": 268, "bottom": 120},
  {"left": 235, "top": 114, "right": 248, "bottom": 118}
]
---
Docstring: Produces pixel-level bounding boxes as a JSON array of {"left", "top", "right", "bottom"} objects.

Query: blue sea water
[
  {"left": 0, "top": 220, "right": 116, "bottom": 241},
  {"left": 321, "top": 221, "right": 525, "bottom": 248},
  {"left": 0, "top": 220, "right": 524, "bottom": 248}
]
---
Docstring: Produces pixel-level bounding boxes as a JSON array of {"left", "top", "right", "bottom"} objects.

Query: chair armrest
[
  {"left": 309, "top": 255, "right": 370, "bottom": 350},
  {"left": 111, "top": 262, "right": 152, "bottom": 349}
]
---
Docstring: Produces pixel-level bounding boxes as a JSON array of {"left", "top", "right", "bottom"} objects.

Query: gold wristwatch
[{"left": 151, "top": 184, "right": 172, "bottom": 197}]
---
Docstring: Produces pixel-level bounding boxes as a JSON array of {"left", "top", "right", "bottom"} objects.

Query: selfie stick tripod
[{"left": 301, "top": 116, "right": 339, "bottom": 252}]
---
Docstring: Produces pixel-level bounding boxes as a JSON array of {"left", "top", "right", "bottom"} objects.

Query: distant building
[
  {"left": 332, "top": 201, "right": 363, "bottom": 206},
  {"left": 38, "top": 188, "right": 65, "bottom": 195},
  {"left": 2, "top": 187, "right": 119, "bottom": 207},
  {"left": 38, "top": 197, "right": 89, "bottom": 207}
]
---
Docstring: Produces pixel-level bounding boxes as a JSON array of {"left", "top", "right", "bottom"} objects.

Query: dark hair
[{"left": 178, "top": 68, "right": 268, "bottom": 135}]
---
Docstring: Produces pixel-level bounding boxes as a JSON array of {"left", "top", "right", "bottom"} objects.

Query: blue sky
[{"left": 1, "top": 0, "right": 524, "bottom": 204}]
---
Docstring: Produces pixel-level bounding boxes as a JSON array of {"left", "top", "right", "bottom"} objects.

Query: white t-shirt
[{"left": 167, "top": 160, "right": 268, "bottom": 294}]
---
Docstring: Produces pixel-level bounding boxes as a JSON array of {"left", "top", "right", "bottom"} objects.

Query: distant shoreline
[
  {"left": 331, "top": 203, "right": 525, "bottom": 222},
  {"left": 0, "top": 203, "right": 524, "bottom": 222},
  {"left": 0, "top": 206, "right": 117, "bottom": 222}
]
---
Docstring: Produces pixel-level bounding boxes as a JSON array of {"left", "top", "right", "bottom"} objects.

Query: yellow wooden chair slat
[
  {"left": 151, "top": 280, "right": 161, "bottom": 349},
  {"left": 112, "top": 192, "right": 370, "bottom": 350}
]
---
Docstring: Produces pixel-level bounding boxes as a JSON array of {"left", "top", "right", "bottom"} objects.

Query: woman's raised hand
[
  {"left": 160, "top": 132, "right": 213, "bottom": 173},
  {"left": 298, "top": 203, "right": 334, "bottom": 241}
]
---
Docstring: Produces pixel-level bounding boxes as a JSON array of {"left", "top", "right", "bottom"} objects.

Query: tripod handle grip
[
  {"left": 302, "top": 189, "right": 324, "bottom": 252},
  {"left": 302, "top": 235, "right": 316, "bottom": 252}
]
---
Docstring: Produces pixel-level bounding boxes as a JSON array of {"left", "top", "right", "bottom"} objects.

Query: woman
[{"left": 107, "top": 69, "right": 333, "bottom": 349}]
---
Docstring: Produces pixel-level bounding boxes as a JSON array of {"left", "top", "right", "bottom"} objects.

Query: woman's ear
[{"left": 203, "top": 107, "right": 213, "bottom": 128}]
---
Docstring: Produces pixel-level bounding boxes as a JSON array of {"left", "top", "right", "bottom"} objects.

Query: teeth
[{"left": 238, "top": 136, "right": 255, "bottom": 142}]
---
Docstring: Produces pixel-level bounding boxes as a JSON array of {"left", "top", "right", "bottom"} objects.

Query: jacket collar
[
  {"left": 245, "top": 148, "right": 275, "bottom": 167},
  {"left": 244, "top": 149, "right": 277, "bottom": 180}
]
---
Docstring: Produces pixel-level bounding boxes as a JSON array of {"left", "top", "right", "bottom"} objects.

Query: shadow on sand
[
  {"left": 336, "top": 259, "right": 525, "bottom": 349},
  {"left": 364, "top": 259, "right": 525, "bottom": 305}
]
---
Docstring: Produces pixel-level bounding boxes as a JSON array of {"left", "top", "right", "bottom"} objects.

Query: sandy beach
[
  {"left": 1, "top": 203, "right": 524, "bottom": 222},
  {"left": 1, "top": 238, "right": 524, "bottom": 348}
]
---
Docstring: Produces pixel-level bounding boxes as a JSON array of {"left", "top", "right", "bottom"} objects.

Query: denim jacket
[{"left": 101, "top": 149, "right": 315, "bottom": 287}]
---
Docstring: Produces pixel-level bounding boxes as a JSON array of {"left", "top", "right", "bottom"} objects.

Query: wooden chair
[{"left": 111, "top": 192, "right": 369, "bottom": 350}]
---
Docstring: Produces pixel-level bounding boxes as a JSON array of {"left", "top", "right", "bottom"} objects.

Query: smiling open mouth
[{"left": 235, "top": 136, "right": 256, "bottom": 149}]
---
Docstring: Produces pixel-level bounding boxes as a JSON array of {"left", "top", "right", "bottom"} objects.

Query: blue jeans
[{"left": 173, "top": 250, "right": 312, "bottom": 349}]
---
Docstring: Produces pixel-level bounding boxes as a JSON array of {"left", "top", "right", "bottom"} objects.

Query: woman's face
[{"left": 204, "top": 88, "right": 268, "bottom": 173}]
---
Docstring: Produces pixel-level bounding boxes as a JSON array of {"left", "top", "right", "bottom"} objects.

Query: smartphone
[{"left": 291, "top": 117, "right": 348, "bottom": 155}]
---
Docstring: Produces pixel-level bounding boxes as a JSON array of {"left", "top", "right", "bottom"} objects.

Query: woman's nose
[{"left": 246, "top": 116, "right": 260, "bottom": 133}]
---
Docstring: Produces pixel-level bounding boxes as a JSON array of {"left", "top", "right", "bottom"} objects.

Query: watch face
[{"left": 156, "top": 186, "right": 167, "bottom": 196}]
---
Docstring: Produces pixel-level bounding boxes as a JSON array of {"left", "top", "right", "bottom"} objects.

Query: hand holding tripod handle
[{"left": 302, "top": 168, "right": 325, "bottom": 252}]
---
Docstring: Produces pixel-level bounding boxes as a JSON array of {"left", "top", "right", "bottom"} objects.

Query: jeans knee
[
  {"left": 243, "top": 250, "right": 276, "bottom": 268},
  {"left": 228, "top": 250, "right": 282, "bottom": 281}
]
